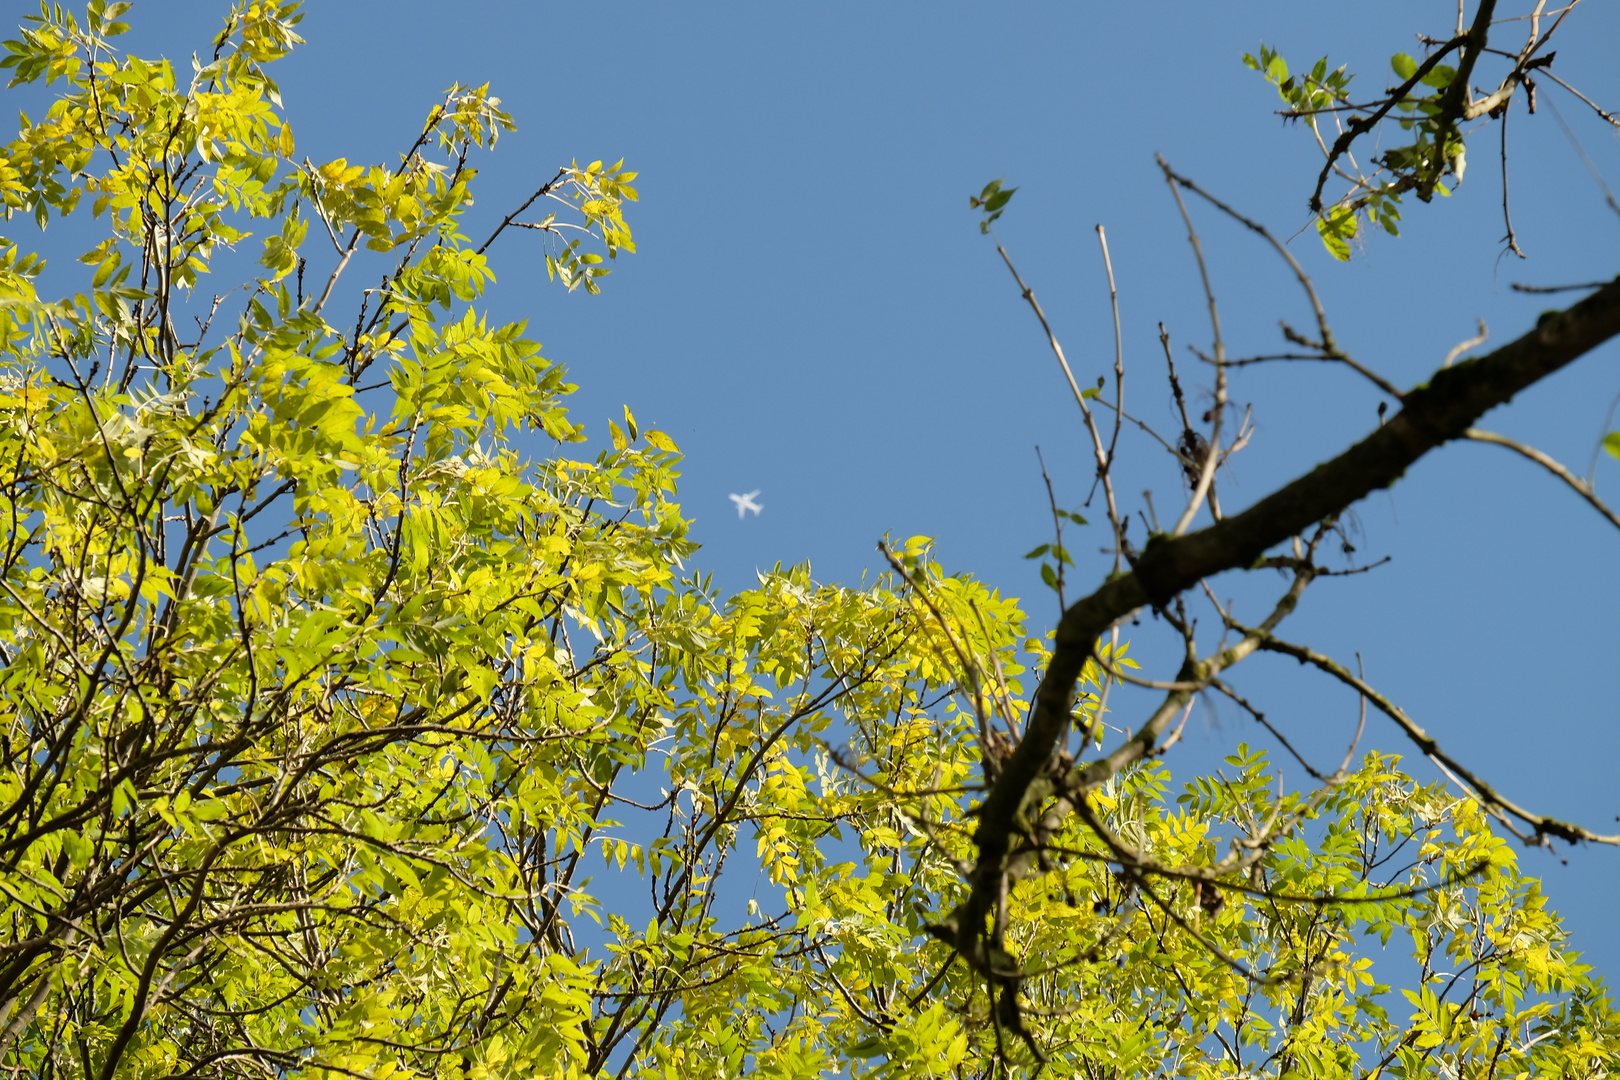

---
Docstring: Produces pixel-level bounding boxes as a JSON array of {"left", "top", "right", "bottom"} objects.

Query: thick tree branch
[{"left": 950, "top": 272, "right": 1620, "bottom": 962}]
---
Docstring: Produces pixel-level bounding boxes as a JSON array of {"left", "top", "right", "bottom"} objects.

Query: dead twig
[
  {"left": 1444, "top": 319, "right": 1489, "bottom": 368},
  {"left": 1463, "top": 427, "right": 1620, "bottom": 530}
]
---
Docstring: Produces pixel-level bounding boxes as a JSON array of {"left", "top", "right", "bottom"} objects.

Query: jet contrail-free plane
[{"left": 728, "top": 491, "right": 762, "bottom": 519}]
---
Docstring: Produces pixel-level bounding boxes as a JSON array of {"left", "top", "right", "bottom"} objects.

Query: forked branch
[{"left": 942, "top": 270, "right": 1620, "bottom": 1024}]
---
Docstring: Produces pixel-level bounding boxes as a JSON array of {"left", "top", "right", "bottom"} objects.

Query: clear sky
[{"left": 15, "top": 0, "right": 1620, "bottom": 974}]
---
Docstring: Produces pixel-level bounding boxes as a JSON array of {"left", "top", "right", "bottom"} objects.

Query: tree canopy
[{"left": 0, "top": 2, "right": 1616, "bottom": 1079}]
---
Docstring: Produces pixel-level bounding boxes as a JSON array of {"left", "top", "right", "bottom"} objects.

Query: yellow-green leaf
[{"left": 644, "top": 429, "right": 679, "bottom": 453}]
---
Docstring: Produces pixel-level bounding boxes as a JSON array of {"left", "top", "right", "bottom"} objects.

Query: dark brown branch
[
  {"left": 1510, "top": 280, "right": 1607, "bottom": 293},
  {"left": 1539, "top": 68, "right": 1620, "bottom": 127},
  {"left": 475, "top": 166, "right": 569, "bottom": 255},
  {"left": 1256, "top": 634, "right": 1618, "bottom": 846},
  {"left": 1499, "top": 101, "right": 1526, "bottom": 259},
  {"left": 1310, "top": 34, "right": 1468, "bottom": 212},
  {"left": 946, "top": 270, "right": 1620, "bottom": 974}
]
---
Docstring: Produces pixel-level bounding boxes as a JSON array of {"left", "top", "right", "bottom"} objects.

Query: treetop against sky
[{"left": 0, "top": 1, "right": 1616, "bottom": 1077}]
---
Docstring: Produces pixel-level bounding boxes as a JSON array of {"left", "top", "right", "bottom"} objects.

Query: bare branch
[
  {"left": 1157, "top": 157, "right": 1227, "bottom": 536},
  {"left": 1256, "top": 634, "right": 1620, "bottom": 846},
  {"left": 994, "top": 244, "right": 1126, "bottom": 567},
  {"left": 1463, "top": 427, "right": 1620, "bottom": 530},
  {"left": 476, "top": 166, "right": 570, "bottom": 255},
  {"left": 1444, "top": 319, "right": 1489, "bottom": 368},
  {"left": 1510, "top": 280, "right": 1608, "bottom": 293}
]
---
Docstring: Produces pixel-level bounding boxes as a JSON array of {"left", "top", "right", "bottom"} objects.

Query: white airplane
[{"left": 728, "top": 490, "right": 763, "bottom": 519}]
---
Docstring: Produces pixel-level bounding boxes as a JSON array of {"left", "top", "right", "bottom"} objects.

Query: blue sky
[{"left": 17, "top": 0, "right": 1620, "bottom": 974}]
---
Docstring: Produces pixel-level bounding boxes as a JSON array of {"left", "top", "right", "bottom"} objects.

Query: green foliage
[
  {"left": 1244, "top": 40, "right": 1462, "bottom": 262},
  {"left": 1315, "top": 203, "right": 1358, "bottom": 262},
  {"left": 959, "top": 748, "right": 1618, "bottom": 1079},
  {"left": 1023, "top": 510, "right": 1085, "bottom": 602},
  {"left": 1237, "top": 2, "right": 1567, "bottom": 264},
  {"left": 970, "top": 178, "right": 1016, "bottom": 234},
  {"left": 0, "top": 4, "right": 1611, "bottom": 1079},
  {"left": 1248, "top": 3, "right": 1610, "bottom": 262}
]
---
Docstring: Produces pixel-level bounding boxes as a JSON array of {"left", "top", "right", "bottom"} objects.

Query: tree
[{"left": 0, "top": 3, "right": 1614, "bottom": 1079}]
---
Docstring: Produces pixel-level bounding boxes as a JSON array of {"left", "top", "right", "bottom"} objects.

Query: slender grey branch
[
  {"left": 1444, "top": 319, "right": 1489, "bottom": 367},
  {"left": 1463, "top": 427, "right": 1620, "bottom": 530}
]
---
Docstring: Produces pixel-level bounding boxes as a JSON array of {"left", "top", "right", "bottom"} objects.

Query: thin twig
[
  {"left": 1036, "top": 447, "right": 1066, "bottom": 611},
  {"left": 1097, "top": 224, "right": 1126, "bottom": 495},
  {"left": 1538, "top": 67, "right": 1620, "bottom": 127},
  {"left": 1159, "top": 163, "right": 1339, "bottom": 356},
  {"left": 477, "top": 166, "right": 570, "bottom": 255},
  {"left": 1157, "top": 157, "right": 1226, "bottom": 536},
  {"left": 1220, "top": 350, "right": 1405, "bottom": 399},
  {"left": 311, "top": 228, "right": 360, "bottom": 316},
  {"left": 1255, "top": 633, "right": 1620, "bottom": 846},
  {"left": 1161, "top": 323, "right": 1194, "bottom": 435},
  {"left": 1087, "top": 395, "right": 1180, "bottom": 457},
  {"left": 1463, "top": 428, "right": 1620, "bottom": 530},
  {"left": 994, "top": 244, "right": 1126, "bottom": 568},
  {"left": 1510, "top": 280, "right": 1609, "bottom": 293},
  {"left": 1499, "top": 102, "right": 1526, "bottom": 259},
  {"left": 1443, "top": 319, "right": 1489, "bottom": 368},
  {"left": 1543, "top": 94, "right": 1620, "bottom": 219},
  {"left": 1588, "top": 386, "right": 1620, "bottom": 484},
  {"left": 1210, "top": 680, "right": 1330, "bottom": 782},
  {"left": 1153, "top": 166, "right": 1406, "bottom": 403}
]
